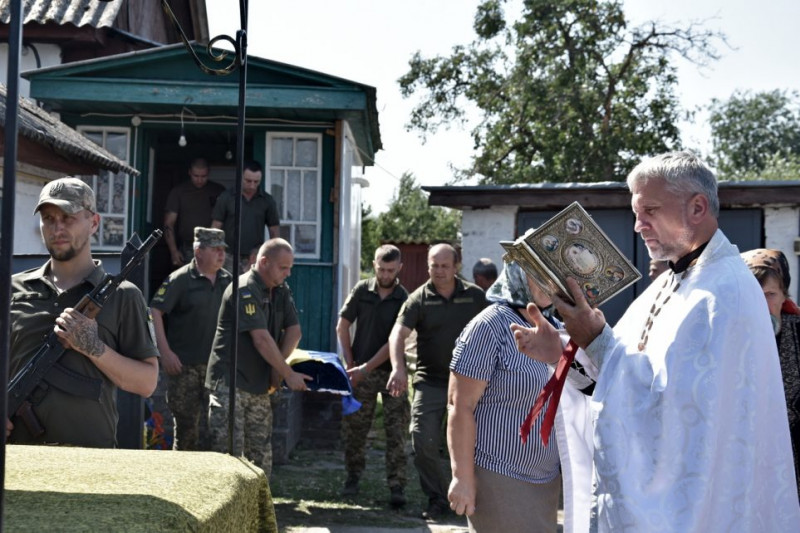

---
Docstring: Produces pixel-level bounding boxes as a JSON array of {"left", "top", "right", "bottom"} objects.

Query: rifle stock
[{"left": 7, "top": 229, "right": 162, "bottom": 437}]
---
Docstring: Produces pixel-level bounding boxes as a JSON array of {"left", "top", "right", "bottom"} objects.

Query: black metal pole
[
  {"left": 227, "top": 0, "right": 248, "bottom": 454},
  {"left": 1, "top": 0, "right": 24, "bottom": 529}
]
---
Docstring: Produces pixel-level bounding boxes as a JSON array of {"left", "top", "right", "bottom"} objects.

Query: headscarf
[
  {"left": 485, "top": 261, "right": 534, "bottom": 307},
  {"left": 741, "top": 248, "right": 800, "bottom": 316}
]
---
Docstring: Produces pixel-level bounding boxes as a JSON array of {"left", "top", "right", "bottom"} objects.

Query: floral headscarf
[
  {"left": 485, "top": 261, "right": 535, "bottom": 307},
  {"left": 741, "top": 248, "right": 800, "bottom": 316}
]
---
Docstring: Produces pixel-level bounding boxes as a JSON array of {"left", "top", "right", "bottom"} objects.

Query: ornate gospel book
[{"left": 500, "top": 202, "right": 641, "bottom": 307}]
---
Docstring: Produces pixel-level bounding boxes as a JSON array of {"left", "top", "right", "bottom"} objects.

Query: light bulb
[{"left": 178, "top": 134, "right": 187, "bottom": 147}]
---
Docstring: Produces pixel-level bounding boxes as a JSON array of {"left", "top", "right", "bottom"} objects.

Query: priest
[{"left": 512, "top": 151, "right": 800, "bottom": 532}]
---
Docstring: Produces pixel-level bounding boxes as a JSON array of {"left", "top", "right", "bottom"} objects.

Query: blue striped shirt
[{"left": 450, "top": 303, "right": 560, "bottom": 483}]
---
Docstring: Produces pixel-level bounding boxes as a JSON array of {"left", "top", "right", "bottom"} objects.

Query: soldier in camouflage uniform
[
  {"left": 337, "top": 245, "right": 410, "bottom": 507},
  {"left": 205, "top": 238, "right": 311, "bottom": 478},
  {"left": 150, "top": 227, "right": 232, "bottom": 450}
]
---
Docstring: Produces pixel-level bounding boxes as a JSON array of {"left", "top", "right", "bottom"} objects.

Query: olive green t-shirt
[
  {"left": 150, "top": 259, "right": 232, "bottom": 365},
  {"left": 205, "top": 268, "right": 299, "bottom": 394},
  {"left": 339, "top": 278, "right": 408, "bottom": 371},
  {"left": 9, "top": 261, "right": 159, "bottom": 448},
  {"left": 396, "top": 278, "right": 487, "bottom": 385},
  {"left": 211, "top": 189, "right": 280, "bottom": 254}
]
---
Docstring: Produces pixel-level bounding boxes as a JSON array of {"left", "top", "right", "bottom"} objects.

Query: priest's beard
[{"left": 648, "top": 216, "right": 695, "bottom": 262}]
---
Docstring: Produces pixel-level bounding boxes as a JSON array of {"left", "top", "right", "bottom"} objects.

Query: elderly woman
[
  {"left": 446, "top": 262, "right": 592, "bottom": 533},
  {"left": 742, "top": 248, "right": 800, "bottom": 495}
]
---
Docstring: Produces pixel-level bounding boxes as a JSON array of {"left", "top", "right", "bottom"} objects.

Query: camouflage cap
[
  {"left": 34, "top": 177, "right": 96, "bottom": 215},
  {"left": 194, "top": 227, "right": 227, "bottom": 248}
]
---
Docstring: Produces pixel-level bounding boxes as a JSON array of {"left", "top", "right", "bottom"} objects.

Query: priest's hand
[
  {"left": 510, "top": 303, "right": 562, "bottom": 364},
  {"left": 553, "top": 277, "right": 606, "bottom": 349}
]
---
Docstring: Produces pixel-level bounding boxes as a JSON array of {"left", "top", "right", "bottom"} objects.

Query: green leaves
[
  {"left": 400, "top": 0, "right": 723, "bottom": 184},
  {"left": 360, "top": 174, "right": 461, "bottom": 274},
  {"left": 709, "top": 90, "right": 800, "bottom": 179}
]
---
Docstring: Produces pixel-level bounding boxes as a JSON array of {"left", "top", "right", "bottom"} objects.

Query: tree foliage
[
  {"left": 378, "top": 173, "right": 461, "bottom": 243},
  {"left": 399, "top": 0, "right": 723, "bottom": 184},
  {"left": 360, "top": 173, "right": 461, "bottom": 274},
  {"left": 708, "top": 90, "right": 800, "bottom": 179},
  {"left": 360, "top": 203, "right": 380, "bottom": 272},
  {"left": 730, "top": 153, "right": 800, "bottom": 182}
]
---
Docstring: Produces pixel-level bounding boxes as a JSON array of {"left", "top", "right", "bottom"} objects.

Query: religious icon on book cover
[{"left": 500, "top": 202, "right": 641, "bottom": 307}]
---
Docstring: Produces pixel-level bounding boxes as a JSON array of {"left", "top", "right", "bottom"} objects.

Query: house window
[
  {"left": 77, "top": 127, "right": 131, "bottom": 250},
  {"left": 266, "top": 133, "right": 322, "bottom": 258}
]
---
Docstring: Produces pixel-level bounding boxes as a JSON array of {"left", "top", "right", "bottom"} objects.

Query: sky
[{"left": 207, "top": 0, "right": 800, "bottom": 214}]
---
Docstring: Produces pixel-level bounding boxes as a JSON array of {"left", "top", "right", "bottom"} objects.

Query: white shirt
[{"left": 564, "top": 229, "right": 800, "bottom": 532}]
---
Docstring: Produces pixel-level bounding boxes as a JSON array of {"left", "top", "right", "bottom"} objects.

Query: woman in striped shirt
[{"left": 446, "top": 261, "right": 592, "bottom": 533}]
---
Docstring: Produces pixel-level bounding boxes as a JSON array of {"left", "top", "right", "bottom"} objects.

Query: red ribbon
[{"left": 520, "top": 339, "right": 578, "bottom": 447}]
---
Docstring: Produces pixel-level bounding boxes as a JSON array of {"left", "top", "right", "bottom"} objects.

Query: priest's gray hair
[{"left": 627, "top": 151, "right": 719, "bottom": 217}]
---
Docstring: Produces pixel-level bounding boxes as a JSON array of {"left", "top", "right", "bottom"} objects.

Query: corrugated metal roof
[
  {"left": 1, "top": 83, "right": 138, "bottom": 175},
  {"left": 0, "top": 0, "right": 122, "bottom": 28}
]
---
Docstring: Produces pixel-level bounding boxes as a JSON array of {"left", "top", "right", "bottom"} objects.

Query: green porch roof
[{"left": 23, "top": 42, "right": 381, "bottom": 162}]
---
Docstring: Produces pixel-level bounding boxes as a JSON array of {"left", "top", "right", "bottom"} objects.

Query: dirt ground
[{"left": 270, "top": 445, "right": 469, "bottom": 532}]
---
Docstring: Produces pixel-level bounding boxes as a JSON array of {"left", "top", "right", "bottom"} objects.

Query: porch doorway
[{"left": 146, "top": 127, "right": 251, "bottom": 295}]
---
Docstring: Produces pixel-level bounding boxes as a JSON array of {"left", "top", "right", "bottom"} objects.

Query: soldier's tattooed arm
[
  {"left": 55, "top": 308, "right": 106, "bottom": 358},
  {"left": 55, "top": 307, "right": 158, "bottom": 397}
]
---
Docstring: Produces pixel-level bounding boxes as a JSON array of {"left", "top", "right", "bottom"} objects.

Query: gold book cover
[{"left": 500, "top": 202, "right": 641, "bottom": 307}]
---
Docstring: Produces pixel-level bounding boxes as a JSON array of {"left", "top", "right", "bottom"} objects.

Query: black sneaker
[
  {"left": 389, "top": 486, "right": 406, "bottom": 508},
  {"left": 421, "top": 499, "right": 448, "bottom": 521},
  {"left": 341, "top": 475, "right": 359, "bottom": 497}
]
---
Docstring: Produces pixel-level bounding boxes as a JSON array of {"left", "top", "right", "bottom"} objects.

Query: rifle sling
[{"left": 40, "top": 363, "right": 103, "bottom": 403}]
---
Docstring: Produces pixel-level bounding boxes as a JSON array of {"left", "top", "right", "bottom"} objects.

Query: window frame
[
  {"left": 265, "top": 132, "right": 323, "bottom": 259},
  {"left": 76, "top": 125, "right": 133, "bottom": 252}
]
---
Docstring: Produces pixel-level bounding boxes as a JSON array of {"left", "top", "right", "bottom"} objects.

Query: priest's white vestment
[{"left": 564, "top": 229, "right": 800, "bottom": 532}]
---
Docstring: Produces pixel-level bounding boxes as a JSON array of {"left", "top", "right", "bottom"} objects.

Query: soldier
[
  {"left": 150, "top": 227, "right": 232, "bottom": 450},
  {"left": 387, "top": 243, "right": 487, "bottom": 520},
  {"left": 205, "top": 238, "right": 311, "bottom": 477},
  {"left": 337, "top": 245, "right": 410, "bottom": 506},
  {"left": 163, "top": 158, "right": 225, "bottom": 267},
  {"left": 8, "top": 177, "right": 159, "bottom": 446},
  {"left": 472, "top": 258, "right": 498, "bottom": 291},
  {"left": 212, "top": 160, "right": 280, "bottom": 274}
]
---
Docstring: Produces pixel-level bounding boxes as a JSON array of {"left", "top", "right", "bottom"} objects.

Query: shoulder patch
[
  {"left": 240, "top": 289, "right": 253, "bottom": 300},
  {"left": 146, "top": 307, "right": 157, "bottom": 346},
  {"left": 151, "top": 280, "right": 170, "bottom": 302}
]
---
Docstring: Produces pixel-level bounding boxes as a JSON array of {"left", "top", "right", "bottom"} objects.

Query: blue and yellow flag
[{"left": 286, "top": 350, "right": 361, "bottom": 415}]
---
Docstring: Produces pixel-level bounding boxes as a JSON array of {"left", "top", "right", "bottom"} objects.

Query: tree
[
  {"left": 399, "top": 0, "right": 723, "bottom": 184},
  {"left": 360, "top": 203, "right": 380, "bottom": 273},
  {"left": 376, "top": 173, "right": 461, "bottom": 244},
  {"left": 357, "top": 173, "right": 460, "bottom": 276},
  {"left": 708, "top": 90, "right": 800, "bottom": 178}
]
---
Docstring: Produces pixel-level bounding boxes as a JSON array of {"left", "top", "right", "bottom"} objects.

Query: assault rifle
[{"left": 7, "top": 229, "right": 163, "bottom": 437}]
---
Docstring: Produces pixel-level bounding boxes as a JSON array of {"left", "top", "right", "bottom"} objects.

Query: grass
[{"left": 269, "top": 395, "right": 467, "bottom": 532}]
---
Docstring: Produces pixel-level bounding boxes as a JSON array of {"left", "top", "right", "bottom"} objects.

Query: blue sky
[{"left": 207, "top": 0, "right": 800, "bottom": 213}]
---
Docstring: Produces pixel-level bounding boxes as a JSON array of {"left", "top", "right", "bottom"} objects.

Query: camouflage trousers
[
  {"left": 167, "top": 363, "right": 211, "bottom": 451},
  {"left": 207, "top": 384, "right": 274, "bottom": 478},
  {"left": 342, "top": 368, "right": 410, "bottom": 489}
]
